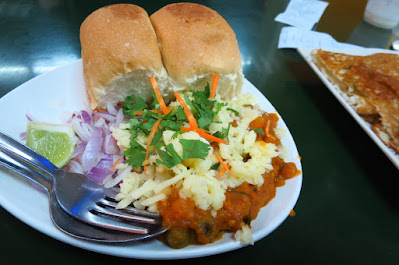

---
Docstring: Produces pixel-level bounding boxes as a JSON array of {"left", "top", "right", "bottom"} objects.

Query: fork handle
[
  {"left": 0, "top": 151, "right": 52, "bottom": 192},
  {"left": 0, "top": 131, "right": 59, "bottom": 182}
]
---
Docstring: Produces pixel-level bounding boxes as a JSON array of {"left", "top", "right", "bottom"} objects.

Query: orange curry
[{"left": 157, "top": 113, "right": 299, "bottom": 248}]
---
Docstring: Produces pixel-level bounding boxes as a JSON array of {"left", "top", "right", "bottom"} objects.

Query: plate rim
[{"left": 0, "top": 59, "right": 303, "bottom": 259}]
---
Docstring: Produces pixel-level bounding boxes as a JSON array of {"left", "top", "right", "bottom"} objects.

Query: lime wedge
[{"left": 26, "top": 121, "right": 78, "bottom": 168}]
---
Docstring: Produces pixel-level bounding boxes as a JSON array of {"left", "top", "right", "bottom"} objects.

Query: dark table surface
[{"left": 1, "top": 0, "right": 398, "bottom": 264}]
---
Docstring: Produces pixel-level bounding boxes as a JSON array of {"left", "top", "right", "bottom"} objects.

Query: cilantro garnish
[
  {"left": 213, "top": 123, "right": 231, "bottom": 140},
  {"left": 180, "top": 139, "right": 210, "bottom": 160},
  {"left": 252, "top": 128, "right": 265, "bottom": 135},
  {"left": 211, "top": 162, "right": 220, "bottom": 170},
  {"left": 124, "top": 141, "right": 146, "bottom": 168},
  {"left": 227, "top": 108, "right": 239, "bottom": 115},
  {"left": 156, "top": 143, "right": 182, "bottom": 168},
  {"left": 156, "top": 139, "right": 210, "bottom": 168},
  {"left": 120, "top": 83, "right": 231, "bottom": 169},
  {"left": 122, "top": 95, "right": 147, "bottom": 117}
]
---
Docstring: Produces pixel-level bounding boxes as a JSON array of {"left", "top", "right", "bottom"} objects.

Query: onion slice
[{"left": 81, "top": 127, "right": 103, "bottom": 173}]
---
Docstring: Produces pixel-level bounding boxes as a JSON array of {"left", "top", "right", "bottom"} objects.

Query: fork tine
[
  {"left": 85, "top": 211, "right": 149, "bottom": 234},
  {"left": 97, "top": 197, "right": 161, "bottom": 218},
  {"left": 91, "top": 204, "right": 157, "bottom": 224}
]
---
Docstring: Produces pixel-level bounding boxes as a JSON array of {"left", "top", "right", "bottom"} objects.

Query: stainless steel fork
[{"left": 0, "top": 131, "right": 165, "bottom": 238}]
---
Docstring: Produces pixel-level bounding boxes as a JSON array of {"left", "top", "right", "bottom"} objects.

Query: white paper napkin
[{"left": 275, "top": 0, "right": 329, "bottom": 30}]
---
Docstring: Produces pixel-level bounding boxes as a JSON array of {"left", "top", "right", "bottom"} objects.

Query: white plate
[
  {"left": 298, "top": 47, "right": 399, "bottom": 170},
  {"left": 0, "top": 60, "right": 302, "bottom": 259}
]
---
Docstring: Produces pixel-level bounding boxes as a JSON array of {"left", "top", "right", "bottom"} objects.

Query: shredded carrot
[
  {"left": 264, "top": 120, "right": 270, "bottom": 140},
  {"left": 216, "top": 167, "right": 227, "bottom": 179},
  {"left": 143, "top": 117, "right": 163, "bottom": 170},
  {"left": 214, "top": 153, "right": 236, "bottom": 178},
  {"left": 180, "top": 127, "right": 227, "bottom": 143},
  {"left": 180, "top": 127, "right": 212, "bottom": 134},
  {"left": 150, "top": 74, "right": 170, "bottom": 115},
  {"left": 197, "top": 128, "right": 212, "bottom": 134},
  {"left": 174, "top": 92, "right": 198, "bottom": 129},
  {"left": 197, "top": 130, "right": 227, "bottom": 144},
  {"left": 180, "top": 127, "right": 192, "bottom": 132},
  {"left": 110, "top": 158, "right": 121, "bottom": 171},
  {"left": 134, "top": 110, "right": 163, "bottom": 116},
  {"left": 209, "top": 73, "right": 220, "bottom": 100}
]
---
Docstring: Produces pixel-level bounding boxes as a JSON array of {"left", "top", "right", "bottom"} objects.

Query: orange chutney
[{"left": 157, "top": 114, "right": 300, "bottom": 248}]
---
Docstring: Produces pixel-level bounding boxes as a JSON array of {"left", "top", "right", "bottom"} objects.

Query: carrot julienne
[
  {"left": 264, "top": 120, "right": 270, "bottom": 140},
  {"left": 174, "top": 92, "right": 198, "bottom": 129},
  {"left": 150, "top": 74, "right": 170, "bottom": 114},
  {"left": 209, "top": 73, "right": 220, "bottom": 100},
  {"left": 110, "top": 158, "right": 121, "bottom": 171},
  {"left": 180, "top": 127, "right": 227, "bottom": 144},
  {"left": 143, "top": 117, "right": 163, "bottom": 172},
  {"left": 216, "top": 167, "right": 227, "bottom": 179},
  {"left": 180, "top": 127, "right": 211, "bottom": 134},
  {"left": 197, "top": 130, "right": 227, "bottom": 144},
  {"left": 214, "top": 153, "right": 236, "bottom": 178}
]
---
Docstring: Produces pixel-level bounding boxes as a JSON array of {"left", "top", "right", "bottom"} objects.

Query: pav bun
[
  {"left": 80, "top": 3, "right": 243, "bottom": 109},
  {"left": 80, "top": 4, "right": 169, "bottom": 109},
  {"left": 150, "top": 3, "right": 243, "bottom": 99}
]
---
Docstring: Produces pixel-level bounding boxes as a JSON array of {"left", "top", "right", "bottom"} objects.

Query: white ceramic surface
[
  {"left": 298, "top": 47, "right": 399, "bottom": 170},
  {"left": 0, "top": 60, "right": 302, "bottom": 259}
]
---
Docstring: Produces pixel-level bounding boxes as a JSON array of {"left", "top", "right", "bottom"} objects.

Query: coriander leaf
[
  {"left": 197, "top": 112, "right": 214, "bottom": 130},
  {"left": 150, "top": 130, "right": 163, "bottom": 146},
  {"left": 184, "top": 94, "right": 198, "bottom": 114},
  {"left": 203, "top": 83, "right": 211, "bottom": 98},
  {"left": 142, "top": 110, "right": 162, "bottom": 121},
  {"left": 122, "top": 95, "right": 148, "bottom": 117},
  {"left": 180, "top": 139, "right": 210, "bottom": 160},
  {"left": 141, "top": 118, "right": 157, "bottom": 134},
  {"left": 210, "top": 162, "right": 220, "bottom": 170},
  {"left": 176, "top": 107, "right": 188, "bottom": 121},
  {"left": 156, "top": 143, "right": 182, "bottom": 168},
  {"left": 150, "top": 92, "right": 161, "bottom": 110},
  {"left": 213, "top": 124, "right": 231, "bottom": 140},
  {"left": 162, "top": 107, "right": 177, "bottom": 120},
  {"left": 124, "top": 141, "right": 146, "bottom": 168},
  {"left": 227, "top": 108, "right": 239, "bottom": 115},
  {"left": 128, "top": 118, "right": 141, "bottom": 127},
  {"left": 161, "top": 120, "right": 182, "bottom": 131},
  {"left": 215, "top": 102, "right": 228, "bottom": 115},
  {"left": 252, "top": 128, "right": 265, "bottom": 135},
  {"left": 171, "top": 131, "right": 184, "bottom": 139},
  {"left": 192, "top": 85, "right": 214, "bottom": 107}
]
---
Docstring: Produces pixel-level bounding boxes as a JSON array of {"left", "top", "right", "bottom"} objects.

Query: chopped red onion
[
  {"left": 65, "top": 106, "right": 126, "bottom": 184},
  {"left": 107, "top": 102, "right": 118, "bottom": 116},
  {"left": 20, "top": 131, "right": 26, "bottom": 141},
  {"left": 96, "top": 112, "right": 116, "bottom": 122},
  {"left": 86, "top": 154, "right": 114, "bottom": 184},
  {"left": 103, "top": 134, "right": 120, "bottom": 154},
  {"left": 94, "top": 117, "right": 106, "bottom": 128},
  {"left": 26, "top": 112, "right": 36, "bottom": 121},
  {"left": 72, "top": 121, "right": 92, "bottom": 142},
  {"left": 80, "top": 110, "right": 92, "bottom": 124},
  {"left": 81, "top": 127, "right": 103, "bottom": 173},
  {"left": 103, "top": 164, "right": 132, "bottom": 188},
  {"left": 67, "top": 160, "right": 84, "bottom": 174},
  {"left": 114, "top": 108, "right": 124, "bottom": 126},
  {"left": 72, "top": 142, "right": 86, "bottom": 159}
]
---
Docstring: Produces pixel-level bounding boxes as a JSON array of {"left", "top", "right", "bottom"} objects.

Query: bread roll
[
  {"left": 80, "top": 4, "right": 169, "bottom": 109},
  {"left": 150, "top": 3, "right": 243, "bottom": 99}
]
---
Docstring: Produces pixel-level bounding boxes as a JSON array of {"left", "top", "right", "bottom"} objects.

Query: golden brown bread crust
[
  {"left": 312, "top": 49, "right": 399, "bottom": 153},
  {"left": 80, "top": 4, "right": 164, "bottom": 109},
  {"left": 150, "top": 3, "right": 242, "bottom": 96}
]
